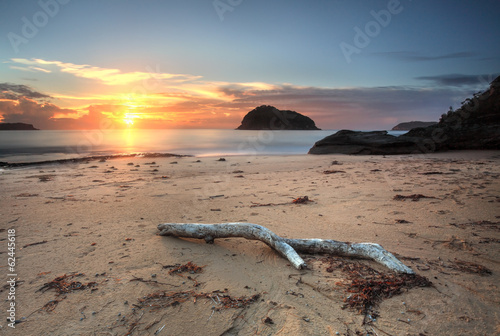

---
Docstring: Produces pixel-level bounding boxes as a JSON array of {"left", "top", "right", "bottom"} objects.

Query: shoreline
[{"left": 1, "top": 148, "right": 499, "bottom": 168}]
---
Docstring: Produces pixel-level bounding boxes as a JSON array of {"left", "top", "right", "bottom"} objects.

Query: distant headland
[
  {"left": 392, "top": 121, "right": 437, "bottom": 131},
  {"left": 0, "top": 123, "right": 39, "bottom": 131},
  {"left": 237, "top": 105, "right": 320, "bottom": 130}
]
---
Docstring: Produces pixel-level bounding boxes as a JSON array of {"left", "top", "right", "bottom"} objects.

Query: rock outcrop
[
  {"left": 402, "top": 76, "right": 500, "bottom": 151},
  {"left": 309, "top": 75, "right": 500, "bottom": 155},
  {"left": 0, "top": 123, "right": 39, "bottom": 130},
  {"left": 392, "top": 121, "right": 437, "bottom": 130},
  {"left": 237, "top": 105, "right": 320, "bottom": 130},
  {"left": 308, "top": 130, "right": 422, "bottom": 155}
]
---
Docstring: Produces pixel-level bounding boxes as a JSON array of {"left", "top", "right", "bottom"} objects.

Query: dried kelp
[
  {"left": 292, "top": 196, "right": 312, "bottom": 204},
  {"left": 393, "top": 194, "right": 436, "bottom": 201},
  {"left": 38, "top": 273, "right": 97, "bottom": 295},
  {"left": 323, "top": 170, "right": 346, "bottom": 174},
  {"left": 321, "top": 258, "right": 431, "bottom": 314},
  {"left": 167, "top": 262, "right": 205, "bottom": 275}
]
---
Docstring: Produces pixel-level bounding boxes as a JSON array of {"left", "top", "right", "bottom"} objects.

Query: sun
[{"left": 123, "top": 113, "right": 136, "bottom": 126}]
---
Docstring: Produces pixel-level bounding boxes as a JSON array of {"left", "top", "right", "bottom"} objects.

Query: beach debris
[
  {"left": 135, "top": 289, "right": 259, "bottom": 311},
  {"left": 35, "top": 273, "right": 98, "bottom": 314},
  {"left": 323, "top": 170, "right": 346, "bottom": 174},
  {"left": 14, "top": 193, "right": 39, "bottom": 197},
  {"left": 292, "top": 196, "right": 312, "bottom": 204},
  {"left": 263, "top": 316, "right": 274, "bottom": 324},
  {"left": 157, "top": 223, "right": 415, "bottom": 273},
  {"left": 250, "top": 196, "right": 313, "bottom": 207},
  {"left": 38, "top": 273, "right": 97, "bottom": 295},
  {"left": 209, "top": 194, "right": 225, "bottom": 199},
  {"left": 217, "top": 158, "right": 226, "bottom": 161},
  {"left": 167, "top": 261, "right": 205, "bottom": 275},
  {"left": 393, "top": 194, "right": 436, "bottom": 201},
  {"left": 419, "top": 171, "right": 455, "bottom": 175},
  {"left": 322, "top": 258, "right": 431, "bottom": 315},
  {"left": 154, "top": 324, "right": 166, "bottom": 335},
  {"left": 250, "top": 202, "right": 283, "bottom": 207},
  {"left": 22, "top": 240, "right": 48, "bottom": 248},
  {"left": 129, "top": 276, "right": 179, "bottom": 286},
  {"left": 163, "top": 262, "right": 205, "bottom": 287},
  {"left": 40, "top": 298, "right": 65, "bottom": 312},
  {"left": 30, "top": 174, "right": 55, "bottom": 182}
]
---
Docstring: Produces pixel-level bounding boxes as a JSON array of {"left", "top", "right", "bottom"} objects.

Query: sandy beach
[{"left": 1, "top": 151, "right": 499, "bottom": 336}]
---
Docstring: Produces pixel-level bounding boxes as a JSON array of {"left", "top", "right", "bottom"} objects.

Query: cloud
[
  {"left": 372, "top": 51, "right": 476, "bottom": 62},
  {"left": 10, "top": 58, "right": 201, "bottom": 86},
  {"left": 0, "top": 97, "right": 75, "bottom": 128},
  {"left": 0, "top": 83, "right": 51, "bottom": 100},
  {"left": 415, "top": 73, "right": 500, "bottom": 87},
  {"left": 9, "top": 65, "right": 52, "bottom": 73},
  {"left": 212, "top": 84, "right": 471, "bottom": 129}
]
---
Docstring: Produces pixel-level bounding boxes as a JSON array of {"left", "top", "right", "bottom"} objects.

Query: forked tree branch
[{"left": 157, "top": 223, "right": 414, "bottom": 274}]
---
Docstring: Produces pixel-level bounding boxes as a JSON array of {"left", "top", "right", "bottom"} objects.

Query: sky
[{"left": 0, "top": 0, "right": 499, "bottom": 130}]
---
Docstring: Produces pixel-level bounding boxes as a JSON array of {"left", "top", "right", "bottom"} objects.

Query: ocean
[{"left": 0, "top": 129, "right": 407, "bottom": 163}]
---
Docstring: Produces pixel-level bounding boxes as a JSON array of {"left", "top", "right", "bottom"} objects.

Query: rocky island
[
  {"left": 0, "top": 122, "right": 39, "bottom": 130},
  {"left": 237, "top": 105, "right": 320, "bottom": 130},
  {"left": 309, "top": 75, "right": 500, "bottom": 155}
]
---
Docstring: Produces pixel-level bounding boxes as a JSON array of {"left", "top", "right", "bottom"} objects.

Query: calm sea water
[{"left": 0, "top": 129, "right": 407, "bottom": 163}]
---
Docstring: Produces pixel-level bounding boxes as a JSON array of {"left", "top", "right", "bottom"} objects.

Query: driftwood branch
[{"left": 157, "top": 223, "right": 414, "bottom": 274}]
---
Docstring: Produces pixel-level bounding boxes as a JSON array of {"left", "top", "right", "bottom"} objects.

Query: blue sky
[{"left": 0, "top": 0, "right": 499, "bottom": 129}]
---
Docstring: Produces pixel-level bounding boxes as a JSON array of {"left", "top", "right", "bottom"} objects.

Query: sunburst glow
[{"left": 123, "top": 113, "right": 136, "bottom": 126}]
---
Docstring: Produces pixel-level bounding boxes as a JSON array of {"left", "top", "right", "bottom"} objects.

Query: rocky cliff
[{"left": 237, "top": 105, "right": 320, "bottom": 130}]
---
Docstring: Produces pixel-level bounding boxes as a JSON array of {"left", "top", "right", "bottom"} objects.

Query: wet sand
[{"left": 1, "top": 151, "right": 499, "bottom": 335}]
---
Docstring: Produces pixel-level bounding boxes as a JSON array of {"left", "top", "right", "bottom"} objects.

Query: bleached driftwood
[{"left": 157, "top": 223, "right": 414, "bottom": 274}]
